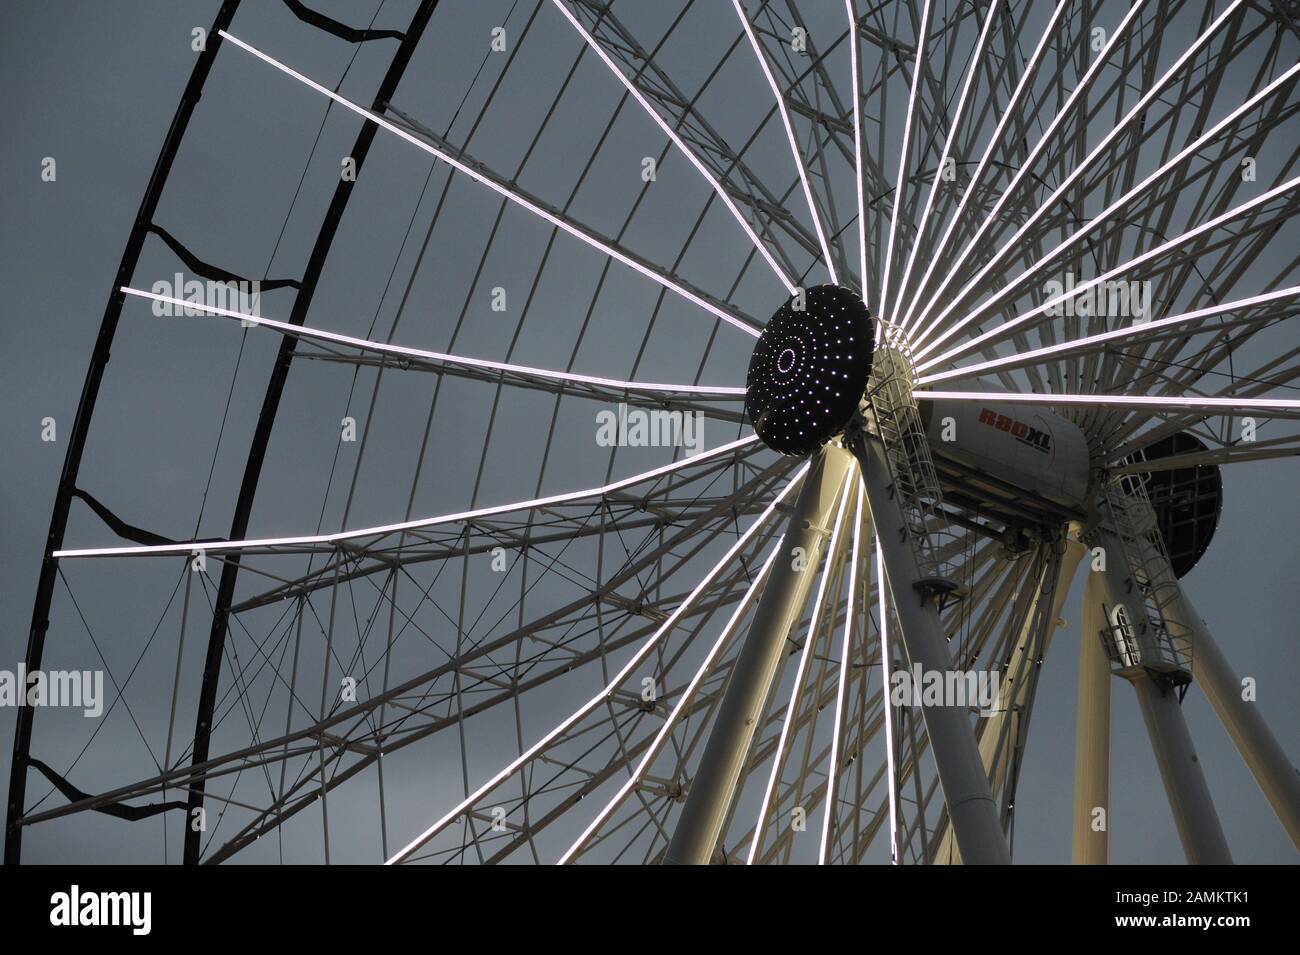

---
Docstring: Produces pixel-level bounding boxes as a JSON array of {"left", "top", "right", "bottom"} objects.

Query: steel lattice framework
[{"left": 8, "top": 0, "right": 1300, "bottom": 864}]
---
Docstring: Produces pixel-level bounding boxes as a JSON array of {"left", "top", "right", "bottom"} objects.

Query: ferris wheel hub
[{"left": 744, "top": 284, "right": 874, "bottom": 455}]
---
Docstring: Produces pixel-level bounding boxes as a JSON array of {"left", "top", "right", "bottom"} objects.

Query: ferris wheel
[{"left": 9, "top": 0, "right": 1300, "bottom": 864}]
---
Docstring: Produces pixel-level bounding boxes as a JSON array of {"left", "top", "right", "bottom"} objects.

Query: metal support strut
[
  {"left": 853, "top": 432, "right": 1012, "bottom": 864},
  {"left": 1164, "top": 591, "right": 1300, "bottom": 850},
  {"left": 1094, "top": 538, "right": 1232, "bottom": 865},
  {"left": 937, "top": 533, "right": 1085, "bottom": 863},
  {"left": 1090, "top": 469, "right": 1232, "bottom": 864},
  {"left": 1072, "top": 570, "right": 1111, "bottom": 865},
  {"left": 665, "top": 445, "right": 854, "bottom": 864}
]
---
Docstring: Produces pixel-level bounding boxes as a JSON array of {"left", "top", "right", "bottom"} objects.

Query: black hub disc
[{"left": 744, "top": 285, "right": 874, "bottom": 456}]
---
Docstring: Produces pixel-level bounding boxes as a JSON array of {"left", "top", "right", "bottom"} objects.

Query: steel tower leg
[
  {"left": 1131, "top": 678, "right": 1233, "bottom": 864},
  {"left": 1072, "top": 570, "right": 1111, "bottom": 864},
  {"left": 853, "top": 434, "right": 1012, "bottom": 864},
  {"left": 1097, "top": 563, "right": 1233, "bottom": 864},
  {"left": 936, "top": 535, "right": 1085, "bottom": 863},
  {"left": 1164, "top": 591, "right": 1300, "bottom": 849},
  {"left": 665, "top": 446, "right": 854, "bottom": 865}
]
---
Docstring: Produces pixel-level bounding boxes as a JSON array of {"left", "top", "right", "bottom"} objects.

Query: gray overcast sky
[{"left": 1, "top": 0, "right": 1297, "bottom": 864}]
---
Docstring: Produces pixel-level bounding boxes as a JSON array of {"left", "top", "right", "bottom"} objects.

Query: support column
[
  {"left": 1131, "top": 678, "right": 1233, "bottom": 864},
  {"left": 853, "top": 434, "right": 1011, "bottom": 864},
  {"left": 1164, "top": 591, "right": 1300, "bottom": 850},
  {"left": 665, "top": 445, "right": 854, "bottom": 865},
  {"left": 1072, "top": 570, "right": 1111, "bottom": 864},
  {"left": 985, "top": 538, "right": 1085, "bottom": 798},
  {"left": 1096, "top": 554, "right": 1232, "bottom": 864},
  {"left": 937, "top": 535, "right": 1085, "bottom": 863}
]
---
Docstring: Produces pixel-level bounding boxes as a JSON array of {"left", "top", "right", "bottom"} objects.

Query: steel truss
[{"left": 13, "top": 0, "right": 1300, "bottom": 865}]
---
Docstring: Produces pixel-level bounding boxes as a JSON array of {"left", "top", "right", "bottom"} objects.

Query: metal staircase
[
  {"left": 864, "top": 336, "right": 962, "bottom": 601},
  {"left": 1097, "top": 465, "right": 1192, "bottom": 687}
]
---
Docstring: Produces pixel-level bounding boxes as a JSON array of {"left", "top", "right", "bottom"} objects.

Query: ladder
[
  {"left": 864, "top": 338, "right": 961, "bottom": 599},
  {"left": 1097, "top": 466, "right": 1192, "bottom": 684}
]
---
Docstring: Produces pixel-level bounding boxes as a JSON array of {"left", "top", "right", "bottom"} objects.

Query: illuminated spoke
[
  {"left": 914, "top": 53, "right": 1300, "bottom": 360},
  {"left": 892, "top": 0, "right": 1001, "bottom": 331},
  {"left": 917, "top": 287, "right": 1300, "bottom": 386},
  {"left": 748, "top": 467, "right": 855, "bottom": 864},
  {"left": 124, "top": 287, "right": 745, "bottom": 400},
  {"left": 548, "top": 0, "right": 797, "bottom": 295},
  {"left": 219, "top": 31, "right": 760, "bottom": 338},
  {"left": 896, "top": 1, "right": 1070, "bottom": 335},
  {"left": 913, "top": 390, "right": 1300, "bottom": 413},
  {"left": 55, "top": 436, "right": 763, "bottom": 558},
  {"left": 559, "top": 540, "right": 784, "bottom": 864},
  {"left": 879, "top": 0, "right": 932, "bottom": 323},
  {"left": 732, "top": 0, "right": 838, "bottom": 283},
  {"left": 386, "top": 462, "right": 811, "bottom": 863},
  {"left": 906, "top": 1, "right": 1148, "bottom": 345},
  {"left": 876, "top": 535, "right": 899, "bottom": 864},
  {"left": 845, "top": 0, "right": 868, "bottom": 302},
  {"left": 918, "top": 177, "right": 1300, "bottom": 372},
  {"left": 819, "top": 482, "right": 865, "bottom": 864}
]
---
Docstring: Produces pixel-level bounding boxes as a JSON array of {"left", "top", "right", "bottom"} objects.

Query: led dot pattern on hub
[{"left": 745, "top": 284, "right": 874, "bottom": 456}]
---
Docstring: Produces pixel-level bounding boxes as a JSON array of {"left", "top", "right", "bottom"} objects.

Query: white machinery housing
[{"left": 921, "top": 399, "right": 1093, "bottom": 524}]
